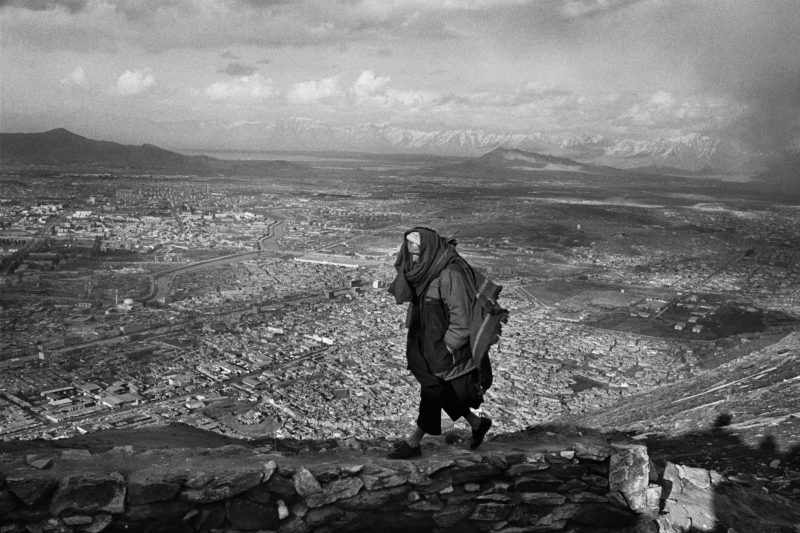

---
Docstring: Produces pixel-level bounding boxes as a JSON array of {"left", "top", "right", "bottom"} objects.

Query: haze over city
[{"left": 2, "top": 0, "right": 800, "bottom": 165}]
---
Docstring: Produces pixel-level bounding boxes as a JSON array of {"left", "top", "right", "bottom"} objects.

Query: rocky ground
[
  {"left": 3, "top": 422, "right": 800, "bottom": 532},
  {"left": 559, "top": 331, "right": 800, "bottom": 501}
]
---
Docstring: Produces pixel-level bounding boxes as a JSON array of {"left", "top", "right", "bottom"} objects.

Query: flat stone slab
[{"left": 50, "top": 472, "right": 126, "bottom": 515}]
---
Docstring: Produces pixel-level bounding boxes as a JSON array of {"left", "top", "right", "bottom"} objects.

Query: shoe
[
  {"left": 470, "top": 417, "right": 492, "bottom": 449},
  {"left": 386, "top": 441, "right": 422, "bottom": 459}
]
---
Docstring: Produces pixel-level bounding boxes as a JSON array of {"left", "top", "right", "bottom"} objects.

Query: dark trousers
[{"left": 416, "top": 378, "right": 470, "bottom": 435}]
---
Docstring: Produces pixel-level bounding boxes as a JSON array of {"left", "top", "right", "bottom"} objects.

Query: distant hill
[
  {"left": 0, "top": 128, "right": 211, "bottom": 170},
  {"left": 435, "top": 147, "right": 621, "bottom": 179},
  {"left": 474, "top": 147, "right": 600, "bottom": 172},
  {"left": 0, "top": 128, "right": 310, "bottom": 177}
]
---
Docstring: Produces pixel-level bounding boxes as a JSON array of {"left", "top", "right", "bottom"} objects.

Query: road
[
  {"left": 0, "top": 209, "right": 72, "bottom": 275},
  {"left": 142, "top": 220, "right": 285, "bottom": 303}
]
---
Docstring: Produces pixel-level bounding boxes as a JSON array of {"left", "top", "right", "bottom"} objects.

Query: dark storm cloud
[
  {"left": 220, "top": 63, "right": 257, "bottom": 76},
  {"left": 674, "top": 0, "right": 800, "bottom": 152},
  {"left": 630, "top": 0, "right": 800, "bottom": 152},
  {"left": 0, "top": 0, "right": 87, "bottom": 13},
  {"left": 494, "top": 0, "right": 800, "bottom": 151},
  {"left": 221, "top": 51, "right": 240, "bottom": 60},
  {"left": 729, "top": 70, "right": 800, "bottom": 153},
  {"left": 113, "top": 0, "right": 185, "bottom": 22},
  {"left": 1, "top": 0, "right": 463, "bottom": 55},
  {"left": 1, "top": 17, "right": 118, "bottom": 53}
]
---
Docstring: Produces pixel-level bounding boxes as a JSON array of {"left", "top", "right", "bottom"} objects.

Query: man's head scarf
[{"left": 388, "top": 227, "right": 460, "bottom": 304}]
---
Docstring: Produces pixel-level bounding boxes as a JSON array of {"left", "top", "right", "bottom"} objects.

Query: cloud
[
  {"left": 345, "top": 71, "right": 453, "bottom": 114},
  {"left": 60, "top": 65, "right": 87, "bottom": 87},
  {"left": 0, "top": 2, "right": 119, "bottom": 52},
  {"left": 559, "top": 0, "right": 640, "bottom": 19},
  {"left": 484, "top": 0, "right": 800, "bottom": 148},
  {"left": 650, "top": 91, "right": 676, "bottom": 108},
  {"left": 0, "top": 0, "right": 512, "bottom": 55},
  {"left": 351, "top": 81, "right": 740, "bottom": 136},
  {"left": 203, "top": 73, "right": 279, "bottom": 101},
  {"left": 614, "top": 91, "right": 740, "bottom": 134},
  {"left": 235, "top": 0, "right": 295, "bottom": 7},
  {"left": 112, "top": 68, "right": 155, "bottom": 96},
  {"left": 219, "top": 63, "right": 257, "bottom": 76},
  {"left": 352, "top": 70, "right": 390, "bottom": 100},
  {"left": 384, "top": 89, "right": 444, "bottom": 109},
  {"left": 288, "top": 77, "right": 341, "bottom": 104},
  {"left": 1, "top": 0, "right": 476, "bottom": 53},
  {"left": 656, "top": 1, "right": 800, "bottom": 152},
  {"left": 284, "top": 71, "right": 446, "bottom": 111},
  {"left": 3, "top": 0, "right": 797, "bottom": 151},
  {"left": 0, "top": 0, "right": 88, "bottom": 13}
]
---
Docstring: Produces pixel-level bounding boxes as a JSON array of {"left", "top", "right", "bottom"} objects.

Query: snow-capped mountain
[
  {"left": 2, "top": 111, "right": 752, "bottom": 172},
  {"left": 269, "top": 119, "right": 608, "bottom": 159},
  {"left": 225, "top": 118, "right": 745, "bottom": 172}
]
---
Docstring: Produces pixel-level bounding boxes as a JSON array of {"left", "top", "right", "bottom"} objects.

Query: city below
[{"left": 1, "top": 137, "right": 798, "bottom": 448}]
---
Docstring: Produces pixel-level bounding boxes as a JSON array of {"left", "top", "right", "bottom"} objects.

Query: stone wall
[{"left": 1, "top": 429, "right": 798, "bottom": 533}]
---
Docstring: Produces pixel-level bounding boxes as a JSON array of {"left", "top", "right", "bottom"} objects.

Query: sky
[{"left": 1, "top": 0, "right": 799, "bottom": 152}]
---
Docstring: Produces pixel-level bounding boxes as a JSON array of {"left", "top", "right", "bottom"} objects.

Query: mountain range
[
  {"left": 0, "top": 129, "right": 619, "bottom": 178},
  {"left": 0, "top": 128, "right": 310, "bottom": 177},
  {"left": 1, "top": 128, "right": 797, "bottom": 197},
  {"left": 1, "top": 112, "right": 761, "bottom": 173}
]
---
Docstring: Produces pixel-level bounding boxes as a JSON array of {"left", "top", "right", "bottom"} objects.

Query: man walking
[{"left": 387, "top": 227, "right": 505, "bottom": 459}]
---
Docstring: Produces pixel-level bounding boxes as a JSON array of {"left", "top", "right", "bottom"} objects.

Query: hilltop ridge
[
  {"left": 0, "top": 129, "right": 211, "bottom": 171},
  {"left": 559, "top": 332, "right": 800, "bottom": 446},
  {"left": 0, "top": 129, "right": 310, "bottom": 178},
  {"left": 2, "top": 422, "right": 799, "bottom": 532},
  {"left": 556, "top": 331, "right": 800, "bottom": 498}
]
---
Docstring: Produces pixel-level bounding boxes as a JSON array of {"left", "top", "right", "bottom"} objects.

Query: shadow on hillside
[
  {"left": 643, "top": 413, "right": 799, "bottom": 483},
  {"left": 641, "top": 413, "right": 800, "bottom": 532}
]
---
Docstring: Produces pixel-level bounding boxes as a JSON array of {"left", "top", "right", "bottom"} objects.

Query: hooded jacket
[{"left": 389, "top": 227, "right": 507, "bottom": 393}]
